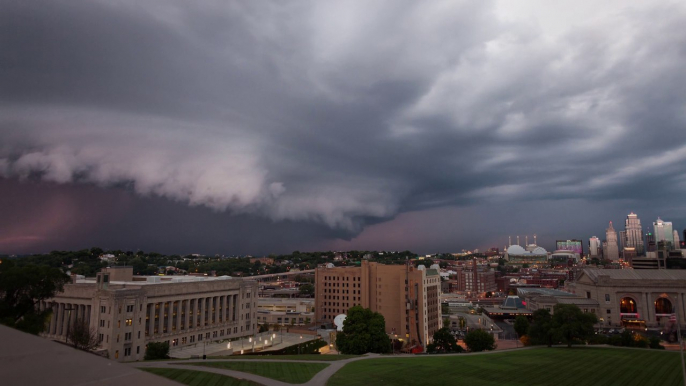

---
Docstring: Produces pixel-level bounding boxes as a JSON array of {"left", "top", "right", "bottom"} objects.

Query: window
[
  {"left": 124, "top": 348, "right": 131, "bottom": 356},
  {"left": 137, "top": 346, "right": 140, "bottom": 354},
  {"left": 125, "top": 319, "right": 133, "bottom": 326},
  {"left": 126, "top": 305, "right": 134, "bottom": 313},
  {"left": 115, "top": 350, "right": 119, "bottom": 359},
  {"left": 605, "top": 294, "right": 610, "bottom": 302},
  {"left": 100, "top": 320, "right": 105, "bottom": 327},
  {"left": 100, "top": 306, "right": 106, "bottom": 313},
  {"left": 138, "top": 331, "right": 141, "bottom": 339}
]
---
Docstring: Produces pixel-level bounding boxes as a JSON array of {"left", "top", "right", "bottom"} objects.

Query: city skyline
[{"left": 2, "top": 1, "right": 686, "bottom": 256}]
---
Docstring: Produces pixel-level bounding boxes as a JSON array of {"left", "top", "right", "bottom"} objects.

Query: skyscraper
[
  {"left": 589, "top": 236, "right": 601, "bottom": 257},
  {"left": 605, "top": 221, "right": 619, "bottom": 261},
  {"left": 653, "top": 217, "right": 674, "bottom": 249},
  {"left": 623, "top": 212, "right": 644, "bottom": 255},
  {"left": 674, "top": 230, "right": 681, "bottom": 250}
]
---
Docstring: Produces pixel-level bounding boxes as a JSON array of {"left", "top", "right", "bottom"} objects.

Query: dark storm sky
[{"left": 2, "top": 1, "right": 686, "bottom": 255}]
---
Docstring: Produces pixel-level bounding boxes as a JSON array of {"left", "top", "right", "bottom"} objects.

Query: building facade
[
  {"left": 314, "top": 260, "right": 441, "bottom": 351},
  {"left": 605, "top": 221, "right": 620, "bottom": 261},
  {"left": 569, "top": 268, "right": 686, "bottom": 329},
  {"left": 255, "top": 298, "right": 314, "bottom": 326},
  {"left": 654, "top": 218, "right": 674, "bottom": 249},
  {"left": 40, "top": 267, "right": 258, "bottom": 362},
  {"left": 623, "top": 212, "right": 644, "bottom": 255},
  {"left": 588, "top": 236, "right": 601, "bottom": 257}
]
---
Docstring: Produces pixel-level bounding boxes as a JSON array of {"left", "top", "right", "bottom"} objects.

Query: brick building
[{"left": 314, "top": 260, "right": 441, "bottom": 351}]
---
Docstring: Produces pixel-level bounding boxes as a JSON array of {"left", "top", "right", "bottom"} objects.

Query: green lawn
[
  {"left": 140, "top": 368, "right": 263, "bottom": 386},
  {"left": 327, "top": 347, "right": 684, "bottom": 386},
  {"left": 192, "top": 361, "right": 330, "bottom": 384},
  {"left": 207, "top": 354, "right": 359, "bottom": 361}
]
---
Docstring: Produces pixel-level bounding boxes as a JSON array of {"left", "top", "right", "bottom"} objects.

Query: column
[
  {"left": 184, "top": 299, "right": 190, "bottom": 330},
  {"left": 86, "top": 305, "right": 91, "bottom": 325},
  {"left": 157, "top": 302, "right": 164, "bottom": 335},
  {"left": 57, "top": 303, "right": 65, "bottom": 336},
  {"left": 220, "top": 296, "right": 226, "bottom": 323},
  {"left": 214, "top": 296, "right": 220, "bottom": 325},
  {"left": 199, "top": 298, "right": 205, "bottom": 327},
  {"left": 175, "top": 301, "right": 181, "bottom": 332},
  {"left": 49, "top": 303, "right": 57, "bottom": 335},
  {"left": 165, "top": 301, "right": 172, "bottom": 333},
  {"left": 148, "top": 303, "right": 155, "bottom": 336}
]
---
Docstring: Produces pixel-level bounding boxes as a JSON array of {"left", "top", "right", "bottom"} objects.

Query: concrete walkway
[{"left": 131, "top": 347, "right": 535, "bottom": 386}]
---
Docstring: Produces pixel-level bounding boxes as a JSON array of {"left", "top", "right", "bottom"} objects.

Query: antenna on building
[{"left": 508, "top": 236, "right": 512, "bottom": 246}]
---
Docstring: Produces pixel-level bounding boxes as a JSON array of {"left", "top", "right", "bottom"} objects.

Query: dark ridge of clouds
[{"left": 1, "top": 1, "right": 686, "bottom": 253}]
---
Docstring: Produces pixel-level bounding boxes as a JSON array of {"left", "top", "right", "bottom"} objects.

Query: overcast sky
[{"left": 2, "top": 0, "right": 686, "bottom": 255}]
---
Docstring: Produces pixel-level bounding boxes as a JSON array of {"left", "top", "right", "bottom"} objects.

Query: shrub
[{"left": 145, "top": 341, "right": 170, "bottom": 360}]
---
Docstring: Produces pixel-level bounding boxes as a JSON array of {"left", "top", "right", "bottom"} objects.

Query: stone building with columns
[
  {"left": 40, "top": 266, "right": 258, "bottom": 362},
  {"left": 568, "top": 268, "right": 686, "bottom": 329}
]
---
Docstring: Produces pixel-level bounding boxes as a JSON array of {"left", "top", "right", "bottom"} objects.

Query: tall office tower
[
  {"left": 589, "top": 236, "right": 601, "bottom": 257},
  {"left": 653, "top": 218, "right": 674, "bottom": 249},
  {"left": 683, "top": 229, "right": 686, "bottom": 248},
  {"left": 645, "top": 231, "right": 657, "bottom": 252},
  {"left": 605, "top": 221, "right": 620, "bottom": 261},
  {"left": 674, "top": 230, "right": 681, "bottom": 250},
  {"left": 619, "top": 231, "right": 626, "bottom": 250},
  {"left": 623, "top": 212, "right": 644, "bottom": 255}
]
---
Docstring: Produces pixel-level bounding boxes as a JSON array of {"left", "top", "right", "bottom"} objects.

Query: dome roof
[
  {"left": 507, "top": 245, "right": 526, "bottom": 255},
  {"left": 532, "top": 247, "right": 547, "bottom": 255}
]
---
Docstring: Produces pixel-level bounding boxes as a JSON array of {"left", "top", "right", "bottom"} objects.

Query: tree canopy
[
  {"left": 553, "top": 304, "right": 597, "bottom": 348},
  {"left": 514, "top": 315, "right": 530, "bottom": 338},
  {"left": 464, "top": 329, "right": 496, "bottom": 352},
  {"left": 335, "top": 306, "right": 391, "bottom": 355},
  {"left": 0, "top": 260, "right": 70, "bottom": 334},
  {"left": 527, "top": 305, "right": 597, "bottom": 347},
  {"left": 427, "top": 327, "right": 463, "bottom": 353}
]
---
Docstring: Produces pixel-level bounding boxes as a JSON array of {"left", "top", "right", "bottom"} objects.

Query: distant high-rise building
[
  {"left": 589, "top": 236, "right": 601, "bottom": 257},
  {"left": 645, "top": 230, "right": 657, "bottom": 253},
  {"left": 682, "top": 229, "right": 686, "bottom": 248},
  {"left": 605, "top": 221, "right": 620, "bottom": 261},
  {"left": 654, "top": 218, "right": 674, "bottom": 250},
  {"left": 623, "top": 212, "right": 644, "bottom": 255},
  {"left": 674, "top": 230, "right": 681, "bottom": 250}
]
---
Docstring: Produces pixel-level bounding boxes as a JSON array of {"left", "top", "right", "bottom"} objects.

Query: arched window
[
  {"left": 655, "top": 298, "right": 673, "bottom": 315},
  {"left": 620, "top": 297, "right": 637, "bottom": 314}
]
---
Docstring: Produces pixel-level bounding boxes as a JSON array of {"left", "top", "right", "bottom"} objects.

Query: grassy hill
[{"left": 328, "top": 347, "right": 683, "bottom": 386}]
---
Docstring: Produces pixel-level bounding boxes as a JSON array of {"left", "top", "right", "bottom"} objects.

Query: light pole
[{"left": 299, "top": 335, "right": 303, "bottom": 355}]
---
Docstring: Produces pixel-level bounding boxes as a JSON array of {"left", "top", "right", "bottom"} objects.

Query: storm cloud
[{"left": 1, "top": 0, "right": 686, "bottom": 254}]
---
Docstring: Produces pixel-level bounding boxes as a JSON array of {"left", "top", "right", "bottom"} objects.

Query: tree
[
  {"left": 67, "top": 318, "right": 99, "bottom": 351},
  {"left": 259, "top": 323, "right": 270, "bottom": 333},
  {"left": 299, "top": 283, "right": 314, "bottom": 297},
  {"left": 336, "top": 306, "right": 391, "bottom": 355},
  {"left": 528, "top": 309, "right": 557, "bottom": 347},
  {"left": 428, "top": 327, "right": 463, "bottom": 353},
  {"left": 0, "top": 261, "right": 70, "bottom": 334},
  {"left": 464, "top": 329, "right": 496, "bottom": 352},
  {"left": 145, "top": 341, "right": 170, "bottom": 360},
  {"left": 552, "top": 304, "right": 597, "bottom": 348},
  {"left": 514, "top": 315, "right": 530, "bottom": 338}
]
